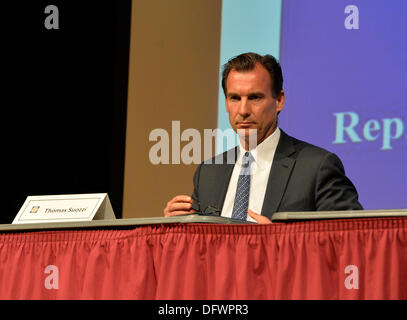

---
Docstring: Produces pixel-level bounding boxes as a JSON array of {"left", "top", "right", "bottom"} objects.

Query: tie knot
[{"left": 242, "top": 152, "right": 253, "bottom": 168}]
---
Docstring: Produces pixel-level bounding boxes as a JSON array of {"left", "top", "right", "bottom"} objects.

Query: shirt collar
[{"left": 237, "top": 127, "right": 281, "bottom": 169}]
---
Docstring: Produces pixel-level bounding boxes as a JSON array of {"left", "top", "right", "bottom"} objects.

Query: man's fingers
[
  {"left": 171, "top": 195, "right": 193, "bottom": 203},
  {"left": 164, "top": 195, "right": 195, "bottom": 217},
  {"left": 248, "top": 209, "right": 272, "bottom": 224},
  {"left": 168, "top": 202, "right": 193, "bottom": 212},
  {"left": 166, "top": 209, "right": 196, "bottom": 217}
]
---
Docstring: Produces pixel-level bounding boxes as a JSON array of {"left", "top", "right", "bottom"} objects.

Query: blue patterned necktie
[{"left": 231, "top": 152, "right": 253, "bottom": 221}]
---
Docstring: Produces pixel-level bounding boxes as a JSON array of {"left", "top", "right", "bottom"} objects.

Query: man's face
[{"left": 225, "top": 63, "right": 285, "bottom": 149}]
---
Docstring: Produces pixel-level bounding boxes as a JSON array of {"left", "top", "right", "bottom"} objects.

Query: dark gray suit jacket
[{"left": 191, "top": 129, "right": 363, "bottom": 220}]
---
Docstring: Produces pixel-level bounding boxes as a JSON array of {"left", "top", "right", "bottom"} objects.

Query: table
[{"left": 0, "top": 214, "right": 406, "bottom": 299}]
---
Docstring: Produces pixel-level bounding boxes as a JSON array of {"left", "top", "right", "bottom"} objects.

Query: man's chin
[
  {"left": 236, "top": 128, "right": 258, "bottom": 137},
  {"left": 236, "top": 128, "right": 259, "bottom": 148}
]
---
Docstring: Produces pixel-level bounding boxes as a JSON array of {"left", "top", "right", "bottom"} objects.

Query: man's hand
[
  {"left": 248, "top": 209, "right": 272, "bottom": 224},
  {"left": 164, "top": 195, "right": 196, "bottom": 217}
]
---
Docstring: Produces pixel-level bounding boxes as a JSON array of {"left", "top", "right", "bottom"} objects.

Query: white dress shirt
[{"left": 220, "top": 128, "right": 281, "bottom": 222}]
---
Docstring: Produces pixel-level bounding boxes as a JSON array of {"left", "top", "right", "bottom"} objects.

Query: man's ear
[{"left": 276, "top": 90, "right": 285, "bottom": 113}]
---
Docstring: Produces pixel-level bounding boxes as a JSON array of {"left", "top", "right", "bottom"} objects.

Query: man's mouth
[{"left": 237, "top": 121, "right": 256, "bottom": 127}]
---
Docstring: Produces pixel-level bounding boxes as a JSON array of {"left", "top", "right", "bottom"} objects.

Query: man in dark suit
[{"left": 164, "top": 52, "right": 363, "bottom": 223}]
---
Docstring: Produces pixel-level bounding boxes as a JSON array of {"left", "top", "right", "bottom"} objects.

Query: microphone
[
  {"left": 200, "top": 205, "right": 221, "bottom": 216},
  {"left": 190, "top": 195, "right": 221, "bottom": 216}
]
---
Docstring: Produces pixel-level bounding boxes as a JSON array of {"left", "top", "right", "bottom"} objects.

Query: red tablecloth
[{"left": 0, "top": 217, "right": 406, "bottom": 299}]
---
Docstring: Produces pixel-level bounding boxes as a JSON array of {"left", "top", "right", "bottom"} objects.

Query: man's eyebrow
[
  {"left": 227, "top": 91, "right": 265, "bottom": 98},
  {"left": 248, "top": 92, "right": 265, "bottom": 97}
]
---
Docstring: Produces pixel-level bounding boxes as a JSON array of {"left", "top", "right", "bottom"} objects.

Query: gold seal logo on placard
[{"left": 30, "top": 206, "right": 40, "bottom": 213}]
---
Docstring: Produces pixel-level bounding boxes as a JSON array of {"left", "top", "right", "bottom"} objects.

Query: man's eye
[
  {"left": 249, "top": 95, "right": 262, "bottom": 100},
  {"left": 229, "top": 96, "right": 240, "bottom": 101}
]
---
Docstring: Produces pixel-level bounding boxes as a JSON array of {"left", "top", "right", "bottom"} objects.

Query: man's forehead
[{"left": 227, "top": 64, "right": 271, "bottom": 93}]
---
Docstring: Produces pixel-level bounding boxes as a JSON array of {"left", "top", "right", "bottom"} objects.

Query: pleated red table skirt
[{"left": 0, "top": 217, "right": 406, "bottom": 299}]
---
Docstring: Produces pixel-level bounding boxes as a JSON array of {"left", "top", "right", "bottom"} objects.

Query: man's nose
[{"left": 238, "top": 97, "right": 250, "bottom": 116}]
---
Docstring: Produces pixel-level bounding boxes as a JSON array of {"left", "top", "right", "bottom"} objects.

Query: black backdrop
[{"left": 2, "top": 1, "right": 131, "bottom": 223}]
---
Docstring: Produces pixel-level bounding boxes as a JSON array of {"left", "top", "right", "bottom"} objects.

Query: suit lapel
[
  {"left": 215, "top": 147, "right": 238, "bottom": 211},
  {"left": 261, "top": 130, "right": 296, "bottom": 218}
]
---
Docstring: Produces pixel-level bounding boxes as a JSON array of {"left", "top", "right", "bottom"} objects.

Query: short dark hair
[{"left": 221, "top": 52, "right": 283, "bottom": 98}]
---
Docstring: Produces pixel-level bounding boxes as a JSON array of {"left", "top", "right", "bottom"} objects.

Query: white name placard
[{"left": 12, "top": 193, "right": 116, "bottom": 224}]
